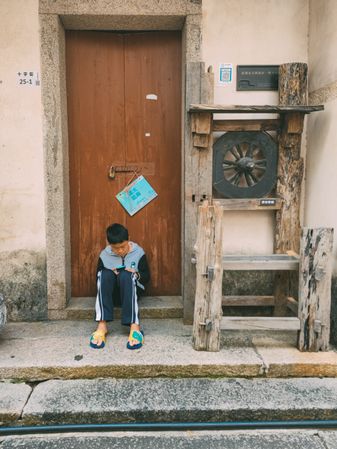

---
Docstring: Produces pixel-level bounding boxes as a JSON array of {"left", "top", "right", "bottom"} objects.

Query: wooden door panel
[
  {"left": 66, "top": 31, "right": 181, "bottom": 297},
  {"left": 124, "top": 33, "right": 182, "bottom": 295},
  {"left": 67, "top": 31, "right": 127, "bottom": 296}
]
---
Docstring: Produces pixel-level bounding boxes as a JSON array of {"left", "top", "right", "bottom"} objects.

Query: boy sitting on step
[{"left": 90, "top": 223, "right": 150, "bottom": 350}]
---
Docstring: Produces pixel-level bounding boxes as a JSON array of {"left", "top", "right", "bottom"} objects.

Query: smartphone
[{"left": 115, "top": 265, "right": 126, "bottom": 271}]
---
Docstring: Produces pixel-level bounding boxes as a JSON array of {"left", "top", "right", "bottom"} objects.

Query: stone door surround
[{"left": 39, "top": 0, "right": 203, "bottom": 318}]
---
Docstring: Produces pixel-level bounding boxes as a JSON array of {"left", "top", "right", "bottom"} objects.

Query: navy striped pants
[{"left": 95, "top": 268, "right": 140, "bottom": 325}]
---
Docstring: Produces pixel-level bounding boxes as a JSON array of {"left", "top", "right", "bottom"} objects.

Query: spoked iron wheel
[{"left": 213, "top": 131, "right": 278, "bottom": 198}]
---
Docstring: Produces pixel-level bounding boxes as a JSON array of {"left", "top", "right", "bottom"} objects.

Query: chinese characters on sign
[
  {"left": 17, "top": 71, "right": 40, "bottom": 86},
  {"left": 116, "top": 175, "right": 158, "bottom": 216},
  {"left": 237, "top": 65, "right": 279, "bottom": 91}
]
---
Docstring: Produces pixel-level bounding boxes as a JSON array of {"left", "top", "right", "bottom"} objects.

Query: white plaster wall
[
  {"left": 309, "top": 0, "right": 337, "bottom": 92},
  {"left": 202, "top": 0, "right": 309, "bottom": 254},
  {"left": 0, "top": 0, "right": 45, "bottom": 252},
  {"left": 202, "top": 0, "right": 309, "bottom": 106},
  {"left": 307, "top": 0, "right": 337, "bottom": 273},
  {"left": 0, "top": 0, "right": 312, "bottom": 257}
]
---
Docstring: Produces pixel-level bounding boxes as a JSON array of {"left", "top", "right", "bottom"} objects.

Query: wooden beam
[
  {"left": 193, "top": 134, "right": 210, "bottom": 148},
  {"left": 222, "top": 255, "right": 299, "bottom": 271},
  {"left": 184, "top": 62, "right": 214, "bottom": 324},
  {"left": 189, "top": 104, "right": 323, "bottom": 114},
  {"left": 279, "top": 63, "right": 308, "bottom": 106},
  {"left": 274, "top": 63, "right": 308, "bottom": 317},
  {"left": 220, "top": 317, "right": 300, "bottom": 331},
  {"left": 222, "top": 296, "right": 274, "bottom": 307},
  {"left": 284, "top": 112, "right": 304, "bottom": 134},
  {"left": 191, "top": 112, "right": 212, "bottom": 134},
  {"left": 287, "top": 296, "right": 298, "bottom": 315},
  {"left": 298, "top": 228, "right": 334, "bottom": 352},
  {"left": 192, "top": 201, "right": 224, "bottom": 351},
  {"left": 216, "top": 198, "right": 282, "bottom": 211},
  {"left": 213, "top": 119, "right": 281, "bottom": 132}
]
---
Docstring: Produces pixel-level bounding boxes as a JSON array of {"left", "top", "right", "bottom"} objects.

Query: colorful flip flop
[
  {"left": 127, "top": 328, "right": 144, "bottom": 350},
  {"left": 90, "top": 330, "right": 107, "bottom": 349}
]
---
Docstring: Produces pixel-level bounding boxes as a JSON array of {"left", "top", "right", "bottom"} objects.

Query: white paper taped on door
[{"left": 116, "top": 175, "right": 158, "bottom": 216}]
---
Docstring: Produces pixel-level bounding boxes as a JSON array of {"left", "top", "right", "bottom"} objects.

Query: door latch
[{"left": 108, "top": 165, "right": 140, "bottom": 180}]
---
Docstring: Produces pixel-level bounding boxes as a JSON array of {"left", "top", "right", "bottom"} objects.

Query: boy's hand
[{"left": 125, "top": 268, "right": 136, "bottom": 273}]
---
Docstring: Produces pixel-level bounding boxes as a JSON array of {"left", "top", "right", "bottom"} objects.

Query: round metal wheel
[{"left": 213, "top": 131, "right": 278, "bottom": 198}]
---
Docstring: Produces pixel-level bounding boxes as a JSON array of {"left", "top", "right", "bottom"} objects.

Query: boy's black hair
[{"left": 106, "top": 223, "right": 129, "bottom": 244}]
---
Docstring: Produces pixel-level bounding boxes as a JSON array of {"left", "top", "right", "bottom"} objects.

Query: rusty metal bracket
[
  {"left": 199, "top": 319, "right": 212, "bottom": 332},
  {"left": 108, "top": 165, "right": 140, "bottom": 180},
  {"left": 202, "top": 266, "right": 215, "bottom": 281},
  {"left": 314, "top": 319, "right": 322, "bottom": 335}
]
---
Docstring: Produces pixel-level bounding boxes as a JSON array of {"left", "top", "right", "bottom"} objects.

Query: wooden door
[{"left": 66, "top": 31, "right": 182, "bottom": 297}]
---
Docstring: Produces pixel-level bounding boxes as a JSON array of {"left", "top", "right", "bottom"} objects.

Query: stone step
[
  {"left": 1, "top": 319, "right": 337, "bottom": 382},
  {"left": 63, "top": 296, "right": 183, "bottom": 320},
  {"left": 4, "top": 377, "right": 337, "bottom": 428},
  {"left": 1, "top": 430, "right": 336, "bottom": 448}
]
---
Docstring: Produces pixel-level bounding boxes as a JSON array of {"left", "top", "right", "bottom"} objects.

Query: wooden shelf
[
  {"left": 189, "top": 104, "right": 324, "bottom": 114},
  {"left": 222, "top": 254, "right": 299, "bottom": 271},
  {"left": 222, "top": 295, "right": 274, "bottom": 307},
  {"left": 220, "top": 316, "right": 300, "bottom": 331}
]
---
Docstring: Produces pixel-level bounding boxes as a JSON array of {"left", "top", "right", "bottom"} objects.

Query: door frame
[{"left": 39, "top": 0, "right": 212, "bottom": 322}]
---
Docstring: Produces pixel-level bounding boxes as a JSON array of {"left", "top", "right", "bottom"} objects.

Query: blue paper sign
[{"left": 116, "top": 175, "right": 158, "bottom": 216}]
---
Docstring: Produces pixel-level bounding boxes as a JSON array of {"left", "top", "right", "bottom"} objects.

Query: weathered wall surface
[
  {"left": 307, "top": 0, "right": 337, "bottom": 344},
  {"left": 0, "top": 0, "right": 47, "bottom": 320},
  {"left": 2, "top": 0, "right": 336, "bottom": 327},
  {"left": 202, "top": 0, "right": 309, "bottom": 255}
]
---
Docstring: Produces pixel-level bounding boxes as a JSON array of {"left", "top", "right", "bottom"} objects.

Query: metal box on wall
[{"left": 237, "top": 65, "right": 279, "bottom": 91}]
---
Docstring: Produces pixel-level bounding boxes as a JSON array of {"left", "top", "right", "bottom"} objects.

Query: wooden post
[
  {"left": 274, "top": 63, "right": 307, "bottom": 316},
  {"left": 192, "top": 201, "right": 223, "bottom": 351},
  {"left": 279, "top": 63, "right": 308, "bottom": 106},
  {"left": 184, "top": 63, "right": 214, "bottom": 324},
  {"left": 298, "top": 228, "right": 334, "bottom": 351}
]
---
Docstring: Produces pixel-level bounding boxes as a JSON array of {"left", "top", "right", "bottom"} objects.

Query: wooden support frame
[
  {"left": 188, "top": 63, "right": 328, "bottom": 349},
  {"left": 273, "top": 63, "right": 308, "bottom": 317},
  {"left": 184, "top": 63, "right": 214, "bottom": 324},
  {"left": 192, "top": 201, "right": 333, "bottom": 351}
]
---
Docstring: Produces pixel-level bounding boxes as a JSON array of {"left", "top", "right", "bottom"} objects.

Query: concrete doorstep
[{"left": 0, "top": 319, "right": 337, "bottom": 382}]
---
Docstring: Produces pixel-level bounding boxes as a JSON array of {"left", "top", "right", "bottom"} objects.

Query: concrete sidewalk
[
  {"left": 2, "top": 320, "right": 337, "bottom": 440},
  {"left": 3, "top": 376, "right": 337, "bottom": 429},
  {"left": 1, "top": 430, "right": 337, "bottom": 449},
  {"left": 0, "top": 319, "right": 337, "bottom": 381}
]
